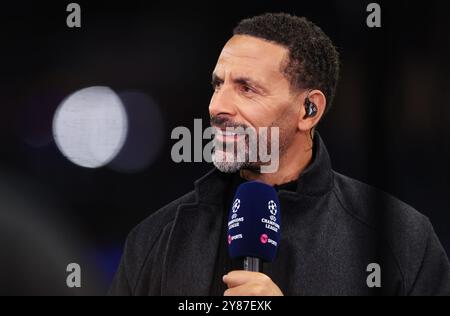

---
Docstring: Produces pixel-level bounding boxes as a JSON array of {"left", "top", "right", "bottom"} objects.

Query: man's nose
[{"left": 209, "top": 85, "right": 238, "bottom": 118}]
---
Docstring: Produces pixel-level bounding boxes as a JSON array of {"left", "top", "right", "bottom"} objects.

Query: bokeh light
[{"left": 52, "top": 86, "right": 128, "bottom": 168}]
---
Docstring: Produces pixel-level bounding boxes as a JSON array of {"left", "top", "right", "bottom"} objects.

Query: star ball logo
[
  {"left": 268, "top": 200, "right": 277, "bottom": 222},
  {"left": 231, "top": 198, "right": 240, "bottom": 220},
  {"left": 232, "top": 199, "right": 241, "bottom": 213}
]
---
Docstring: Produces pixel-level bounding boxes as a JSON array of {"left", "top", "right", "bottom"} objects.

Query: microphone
[{"left": 227, "top": 181, "right": 281, "bottom": 272}]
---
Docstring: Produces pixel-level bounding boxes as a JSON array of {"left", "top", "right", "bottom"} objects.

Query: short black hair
[{"left": 233, "top": 13, "right": 340, "bottom": 113}]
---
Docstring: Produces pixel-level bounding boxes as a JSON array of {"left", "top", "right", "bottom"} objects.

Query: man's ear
[{"left": 297, "top": 89, "right": 327, "bottom": 132}]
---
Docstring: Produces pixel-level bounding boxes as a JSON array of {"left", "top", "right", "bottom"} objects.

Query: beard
[
  {"left": 212, "top": 149, "right": 249, "bottom": 173},
  {"left": 210, "top": 115, "right": 292, "bottom": 174},
  {"left": 211, "top": 133, "right": 255, "bottom": 173}
]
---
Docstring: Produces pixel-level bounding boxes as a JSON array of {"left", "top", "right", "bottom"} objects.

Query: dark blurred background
[{"left": 0, "top": 0, "right": 449, "bottom": 295}]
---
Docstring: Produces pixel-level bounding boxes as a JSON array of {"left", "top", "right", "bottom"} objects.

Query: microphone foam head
[{"left": 227, "top": 181, "right": 281, "bottom": 262}]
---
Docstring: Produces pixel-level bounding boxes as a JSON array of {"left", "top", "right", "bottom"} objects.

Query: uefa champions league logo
[{"left": 268, "top": 200, "right": 277, "bottom": 222}]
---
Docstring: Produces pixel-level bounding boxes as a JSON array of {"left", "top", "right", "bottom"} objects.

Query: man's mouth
[
  {"left": 218, "top": 129, "right": 239, "bottom": 136},
  {"left": 213, "top": 127, "right": 245, "bottom": 142},
  {"left": 216, "top": 132, "right": 239, "bottom": 143}
]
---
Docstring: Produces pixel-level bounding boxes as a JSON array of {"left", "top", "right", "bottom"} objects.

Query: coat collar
[
  {"left": 194, "top": 131, "right": 334, "bottom": 201},
  {"left": 281, "top": 131, "right": 334, "bottom": 198}
]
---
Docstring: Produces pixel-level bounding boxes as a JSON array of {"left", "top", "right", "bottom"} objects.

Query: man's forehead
[{"left": 216, "top": 35, "right": 288, "bottom": 74}]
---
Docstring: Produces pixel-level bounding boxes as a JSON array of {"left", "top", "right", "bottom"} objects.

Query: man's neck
[{"left": 240, "top": 135, "right": 314, "bottom": 186}]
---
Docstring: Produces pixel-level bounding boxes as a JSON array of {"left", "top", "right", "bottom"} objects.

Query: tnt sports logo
[
  {"left": 260, "top": 234, "right": 268, "bottom": 244},
  {"left": 260, "top": 233, "right": 277, "bottom": 247},
  {"left": 228, "top": 234, "right": 243, "bottom": 245}
]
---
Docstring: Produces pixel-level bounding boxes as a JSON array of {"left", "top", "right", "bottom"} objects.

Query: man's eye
[
  {"left": 241, "top": 85, "right": 254, "bottom": 94},
  {"left": 212, "top": 81, "right": 222, "bottom": 91}
]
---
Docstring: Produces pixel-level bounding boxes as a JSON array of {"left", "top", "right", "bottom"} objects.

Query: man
[{"left": 110, "top": 13, "right": 450, "bottom": 296}]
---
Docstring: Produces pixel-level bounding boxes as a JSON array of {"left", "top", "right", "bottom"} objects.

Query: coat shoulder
[
  {"left": 332, "top": 171, "right": 430, "bottom": 236},
  {"left": 332, "top": 171, "right": 435, "bottom": 290}
]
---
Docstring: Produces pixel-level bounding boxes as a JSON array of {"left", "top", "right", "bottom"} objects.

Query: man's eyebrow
[
  {"left": 211, "top": 73, "right": 223, "bottom": 84},
  {"left": 211, "top": 73, "right": 269, "bottom": 94},
  {"left": 233, "top": 76, "right": 267, "bottom": 92}
]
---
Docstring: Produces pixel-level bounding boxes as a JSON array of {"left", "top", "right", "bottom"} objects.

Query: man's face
[{"left": 209, "top": 35, "right": 300, "bottom": 173}]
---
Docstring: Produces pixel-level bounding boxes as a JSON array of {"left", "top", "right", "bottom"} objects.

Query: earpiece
[{"left": 304, "top": 97, "right": 318, "bottom": 118}]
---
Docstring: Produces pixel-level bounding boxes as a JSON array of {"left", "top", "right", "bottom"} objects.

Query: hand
[{"left": 222, "top": 271, "right": 284, "bottom": 296}]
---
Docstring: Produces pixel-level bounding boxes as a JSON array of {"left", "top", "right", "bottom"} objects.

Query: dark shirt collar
[{"left": 194, "top": 131, "right": 334, "bottom": 205}]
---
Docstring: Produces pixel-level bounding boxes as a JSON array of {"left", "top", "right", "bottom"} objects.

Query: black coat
[{"left": 110, "top": 134, "right": 450, "bottom": 296}]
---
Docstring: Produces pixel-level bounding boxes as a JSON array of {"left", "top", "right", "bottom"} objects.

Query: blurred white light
[{"left": 52, "top": 86, "right": 128, "bottom": 168}]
